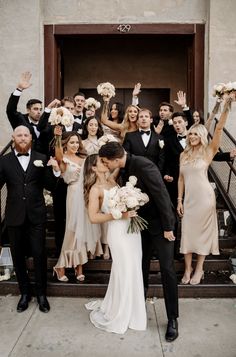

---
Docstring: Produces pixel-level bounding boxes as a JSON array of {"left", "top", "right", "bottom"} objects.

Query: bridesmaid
[
  {"left": 101, "top": 98, "right": 139, "bottom": 142},
  {"left": 177, "top": 97, "right": 233, "bottom": 285},
  {"left": 82, "top": 117, "right": 104, "bottom": 155},
  {"left": 52, "top": 131, "right": 87, "bottom": 282}
]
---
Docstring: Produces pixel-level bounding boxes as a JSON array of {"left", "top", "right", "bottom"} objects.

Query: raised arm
[
  {"left": 205, "top": 99, "right": 222, "bottom": 132},
  {"left": 209, "top": 97, "right": 232, "bottom": 156},
  {"left": 54, "top": 127, "right": 66, "bottom": 172},
  {"left": 100, "top": 97, "right": 123, "bottom": 132}
]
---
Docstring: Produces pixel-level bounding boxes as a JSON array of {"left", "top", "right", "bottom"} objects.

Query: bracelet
[{"left": 177, "top": 197, "right": 183, "bottom": 201}]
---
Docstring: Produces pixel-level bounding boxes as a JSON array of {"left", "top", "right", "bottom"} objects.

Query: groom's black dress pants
[{"left": 141, "top": 229, "right": 179, "bottom": 320}]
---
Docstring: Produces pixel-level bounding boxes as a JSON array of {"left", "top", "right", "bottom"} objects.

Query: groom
[{"left": 99, "top": 142, "right": 179, "bottom": 342}]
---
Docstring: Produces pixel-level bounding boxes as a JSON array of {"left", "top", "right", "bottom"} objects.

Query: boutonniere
[
  {"left": 168, "top": 119, "right": 173, "bottom": 126},
  {"left": 33, "top": 160, "right": 44, "bottom": 167},
  {"left": 159, "top": 139, "right": 164, "bottom": 149}
]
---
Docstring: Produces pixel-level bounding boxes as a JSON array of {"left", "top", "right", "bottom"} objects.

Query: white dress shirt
[{"left": 139, "top": 129, "right": 151, "bottom": 147}]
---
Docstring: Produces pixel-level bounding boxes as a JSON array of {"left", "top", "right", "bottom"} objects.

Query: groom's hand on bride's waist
[{"left": 164, "top": 231, "right": 176, "bottom": 241}]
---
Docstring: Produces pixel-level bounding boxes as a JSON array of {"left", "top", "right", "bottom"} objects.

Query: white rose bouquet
[
  {"left": 48, "top": 107, "right": 74, "bottom": 127},
  {"left": 84, "top": 97, "right": 101, "bottom": 110},
  {"left": 108, "top": 176, "right": 149, "bottom": 233},
  {"left": 97, "top": 82, "right": 116, "bottom": 99},
  {"left": 212, "top": 83, "right": 226, "bottom": 99},
  {"left": 97, "top": 134, "right": 118, "bottom": 148}
]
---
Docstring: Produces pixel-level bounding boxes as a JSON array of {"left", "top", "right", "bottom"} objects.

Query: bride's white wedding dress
[{"left": 85, "top": 189, "right": 147, "bottom": 334}]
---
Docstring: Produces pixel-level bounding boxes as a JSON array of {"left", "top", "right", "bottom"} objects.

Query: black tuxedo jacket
[
  {"left": 164, "top": 133, "right": 232, "bottom": 182},
  {"left": 122, "top": 154, "right": 176, "bottom": 236},
  {"left": 6, "top": 93, "right": 49, "bottom": 154},
  {"left": 0, "top": 151, "right": 55, "bottom": 226},
  {"left": 123, "top": 130, "right": 165, "bottom": 173},
  {"left": 152, "top": 109, "right": 194, "bottom": 139}
]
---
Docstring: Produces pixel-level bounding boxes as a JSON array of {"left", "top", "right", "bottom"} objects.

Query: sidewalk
[{"left": 0, "top": 296, "right": 235, "bottom": 357}]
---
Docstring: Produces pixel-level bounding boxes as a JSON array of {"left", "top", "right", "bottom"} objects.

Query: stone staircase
[{"left": 1, "top": 193, "right": 236, "bottom": 298}]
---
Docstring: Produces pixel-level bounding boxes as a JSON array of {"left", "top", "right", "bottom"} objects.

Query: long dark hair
[
  {"left": 61, "top": 131, "right": 87, "bottom": 157},
  {"left": 82, "top": 117, "right": 104, "bottom": 139},
  {"left": 109, "top": 102, "right": 124, "bottom": 123},
  {"left": 83, "top": 154, "right": 98, "bottom": 206}
]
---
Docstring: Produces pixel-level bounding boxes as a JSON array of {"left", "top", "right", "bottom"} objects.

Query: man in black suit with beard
[
  {"left": 123, "top": 108, "right": 165, "bottom": 174},
  {"left": 0, "top": 126, "right": 57, "bottom": 313},
  {"left": 99, "top": 142, "right": 179, "bottom": 342}
]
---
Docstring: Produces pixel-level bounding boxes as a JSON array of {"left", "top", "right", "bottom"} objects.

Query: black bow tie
[
  {"left": 30, "top": 122, "right": 38, "bottom": 127},
  {"left": 75, "top": 115, "right": 82, "bottom": 120},
  {"left": 17, "top": 152, "right": 29, "bottom": 157},
  {"left": 177, "top": 135, "right": 186, "bottom": 141},
  {"left": 140, "top": 130, "right": 151, "bottom": 136}
]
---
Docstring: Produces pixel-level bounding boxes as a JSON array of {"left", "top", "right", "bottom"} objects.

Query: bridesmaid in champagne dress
[
  {"left": 177, "top": 98, "right": 232, "bottom": 285},
  {"left": 52, "top": 131, "right": 88, "bottom": 282}
]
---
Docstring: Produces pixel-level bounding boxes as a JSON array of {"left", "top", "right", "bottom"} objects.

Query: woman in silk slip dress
[
  {"left": 177, "top": 98, "right": 232, "bottom": 285},
  {"left": 83, "top": 154, "right": 147, "bottom": 334}
]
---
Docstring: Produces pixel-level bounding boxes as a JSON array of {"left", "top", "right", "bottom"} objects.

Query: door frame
[{"left": 44, "top": 23, "right": 204, "bottom": 111}]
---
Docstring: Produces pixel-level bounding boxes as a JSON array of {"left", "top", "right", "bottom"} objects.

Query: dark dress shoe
[
  {"left": 165, "top": 319, "right": 179, "bottom": 342},
  {"left": 17, "top": 294, "right": 31, "bottom": 313},
  {"left": 37, "top": 295, "right": 50, "bottom": 313}
]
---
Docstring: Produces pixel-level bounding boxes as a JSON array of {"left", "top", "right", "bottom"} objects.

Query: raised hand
[
  {"left": 132, "top": 83, "right": 141, "bottom": 97},
  {"left": 47, "top": 99, "right": 61, "bottom": 109},
  {"left": 174, "top": 91, "right": 186, "bottom": 108},
  {"left": 17, "top": 71, "right": 32, "bottom": 90},
  {"left": 54, "top": 125, "right": 62, "bottom": 136}
]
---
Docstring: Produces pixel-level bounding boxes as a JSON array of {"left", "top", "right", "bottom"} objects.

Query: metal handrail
[{"left": 209, "top": 118, "right": 236, "bottom": 221}]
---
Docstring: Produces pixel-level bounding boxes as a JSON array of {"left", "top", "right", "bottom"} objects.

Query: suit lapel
[
  {"left": 10, "top": 152, "right": 26, "bottom": 179},
  {"left": 135, "top": 131, "right": 146, "bottom": 151}
]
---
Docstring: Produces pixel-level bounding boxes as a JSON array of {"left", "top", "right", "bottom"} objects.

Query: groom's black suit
[
  {"left": 0, "top": 150, "right": 55, "bottom": 296},
  {"left": 122, "top": 154, "right": 178, "bottom": 320}
]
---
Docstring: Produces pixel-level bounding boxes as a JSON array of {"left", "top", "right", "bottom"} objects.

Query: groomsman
[
  {"left": 123, "top": 108, "right": 165, "bottom": 173},
  {"left": 99, "top": 142, "right": 179, "bottom": 342},
  {"left": 0, "top": 126, "right": 57, "bottom": 313},
  {"left": 6, "top": 71, "right": 60, "bottom": 155},
  {"left": 73, "top": 91, "right": 87, "bottom": 134}
]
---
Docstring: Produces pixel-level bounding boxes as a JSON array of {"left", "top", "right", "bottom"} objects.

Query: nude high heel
[
  {"left": 181, "top": 268, "right": 193, "bottom": 285},
  {"left": 53, "top": 267, "right": 69, "bottom": 282},
  {"left": 190, "top": 271, "right": 204, "bottom": 285}
]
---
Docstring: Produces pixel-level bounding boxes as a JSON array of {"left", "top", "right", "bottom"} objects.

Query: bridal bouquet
[
  {"left": 213, "top": 82, "right": 236, "bottom": 100},
  {"left": 84, "top": 97, "right": 101, "bottom": 110},
  {"left": 48, "top": 107, "right": 74, "bottom": 127},
  {"left": 108, "top": 176, "right": 149, "bottom": 233},
  {"left": 97, "top": 82, "right": 116, "bottom": 99}
]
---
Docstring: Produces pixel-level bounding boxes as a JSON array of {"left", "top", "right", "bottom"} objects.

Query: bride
[{"left": 83, "top": 154, "right": 147, "bottom": 334}]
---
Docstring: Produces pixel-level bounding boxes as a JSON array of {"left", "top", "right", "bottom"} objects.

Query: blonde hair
[
  {"left": 83, "top": 154, "right": 98, "bottom": 207},
  {"left": 120, "top": 105, "right": 139, "bottom": 139},
  {"left": 181, "top": 124, "right": 209, "bottom": 163}
]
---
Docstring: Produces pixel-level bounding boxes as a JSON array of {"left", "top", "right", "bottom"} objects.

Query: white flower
[
  {"left": 97, "top": 82, "right": 116, "bottom": 98},
  {"left": 126, "top": 196, "right": 139, "bottom": 209},
  {"left": 48, "top": 107, "right": 74, "bottom": 127},
  {"left": 84, "top": 97, "right": 101, "bottom": 110},
  {"left": 44, "top": 190, "right": 53, "bottom": 206},
  {"left": 168, "top": 119, "right": 173, "bottom": 125},
  {"left": 159, "top": 140, "right": 164, "bottom": 149},
  {"left": 212, "top": 83, "right": 225, "bottom": 98},
  {"left": 110, "top": 208, "right": 123, "bottom": 220},
  {"left": 129, "top": 176, "right": 137, "bottom": 186},
  {"left": 34, "top": 160, "right": 44, "bottom": 167},
  {"left": 224, "top": 82, "right": 233, "bottom": 92}
]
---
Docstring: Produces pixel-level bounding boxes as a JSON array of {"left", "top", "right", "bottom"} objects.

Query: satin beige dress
[{"left": 180, "top": 157, "right": 219, "bottom": 255}]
